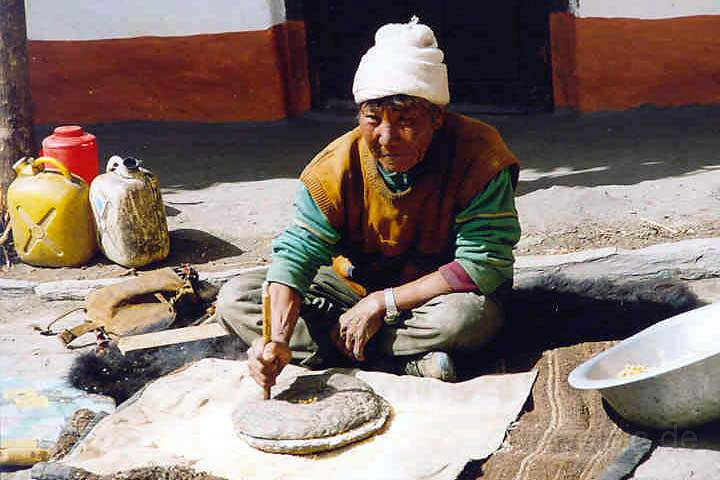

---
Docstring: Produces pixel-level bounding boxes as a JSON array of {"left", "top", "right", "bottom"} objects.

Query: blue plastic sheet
[{"left": 0, "top": 377, "right": 115, "bottom": 464}]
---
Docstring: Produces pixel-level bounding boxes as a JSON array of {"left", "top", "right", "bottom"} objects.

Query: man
[{"left": 216, "top": 18, "right": 520, "bottom": 390}]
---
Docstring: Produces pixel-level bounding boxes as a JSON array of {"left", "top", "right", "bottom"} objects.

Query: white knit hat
[{"left": 352, "top": 17, "right": 450, "bottom": 106}]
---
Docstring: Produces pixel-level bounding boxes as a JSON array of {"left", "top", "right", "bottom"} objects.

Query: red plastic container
[{"left": 41, "top": 126, "right": 99, "bottom": 184}]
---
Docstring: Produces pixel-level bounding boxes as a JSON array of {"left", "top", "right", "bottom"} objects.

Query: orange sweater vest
[{"left": 300, "top": 112, "right": 519, "bottom": 290}]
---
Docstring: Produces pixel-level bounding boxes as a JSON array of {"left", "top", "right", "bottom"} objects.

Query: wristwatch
[{"left": 383, "top": 288, "right": 400, "bottom": 325}]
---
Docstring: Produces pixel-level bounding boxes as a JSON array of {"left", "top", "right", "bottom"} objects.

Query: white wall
[
  {"left": 26, "top": 0, "right": 286, "bottom": 41},
  {"left": 571, "top": 0, "right": 720, "bottom": 19}
]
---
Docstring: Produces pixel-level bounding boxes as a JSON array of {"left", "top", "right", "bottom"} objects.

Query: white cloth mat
[{"left": 61, "top": 359, "right": 537, "bottom": 480}]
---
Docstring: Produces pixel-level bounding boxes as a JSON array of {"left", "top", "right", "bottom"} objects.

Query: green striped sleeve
[
  {"left": 266, "top": 185, "right": 340, "bottom": 294},
  {"left": 454, "top": 168, "right": 521, "bottom": 295}
]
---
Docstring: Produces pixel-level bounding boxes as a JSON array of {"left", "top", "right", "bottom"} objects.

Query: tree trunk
[{"left": 0, "top": 0, "right": 35, "bottom": 204}]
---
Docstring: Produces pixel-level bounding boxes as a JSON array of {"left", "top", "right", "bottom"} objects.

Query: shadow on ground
[
  {"left": 496, "top": 105, "right": 720, "bottom": 195},
  {"left": 34, "top": 105, "right": 720, "bottom": 195},
  {"left": 603, "top": 398, "right": 720, "bottom": 452},
  {"left": 35, "top": 116, "right": 354, "bottom": 191},
  {"left": 165, "top": 229, "right": 245, "bottom": 264},
  {"left": 86, "top": 229, "right": 245, "bottom": 271},
  {"left": 455, "top": 274, "right": 703, "bottom": 379}
]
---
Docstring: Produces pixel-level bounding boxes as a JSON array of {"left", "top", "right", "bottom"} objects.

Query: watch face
[{"left": 384, "top": 313, "right": 400, "bottom": 325}]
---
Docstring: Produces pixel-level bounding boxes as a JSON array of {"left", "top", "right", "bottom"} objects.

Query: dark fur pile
[
  {"left": 456, "top": 274, "right": 703, "bottom": 376},
  {"left": 69, "top": 274, "right": 702, "bottom": 403},
  {"left": 508, "top": 274, "right": 701, "bottom": 351},
  {"left": 68, "top": 336, "right": 246, "bottom": 404}
]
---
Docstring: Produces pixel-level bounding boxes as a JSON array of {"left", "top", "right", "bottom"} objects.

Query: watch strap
[{"left": 383, "top": 288, "right": 400, "bottom": 325}]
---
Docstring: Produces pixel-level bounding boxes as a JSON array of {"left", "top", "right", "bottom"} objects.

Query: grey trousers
[{"left": 216, "top": 266, "right": 504, "bottom": 364}]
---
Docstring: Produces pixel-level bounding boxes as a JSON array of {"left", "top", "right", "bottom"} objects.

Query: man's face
[{"left": 358, "top": 101, "right": 443, "bottom": 173}]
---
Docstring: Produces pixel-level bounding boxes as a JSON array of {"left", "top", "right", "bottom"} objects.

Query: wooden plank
[{"left": 117, "top": 323, "right": 229, "bottom": 355}]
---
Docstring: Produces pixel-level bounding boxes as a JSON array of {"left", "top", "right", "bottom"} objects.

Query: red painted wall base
[
  {"left": 29, "top": 21, "right": 311, "bottom": 123},
  {"left": 551, "top": 13, "right": 720, "bottom": 112}
]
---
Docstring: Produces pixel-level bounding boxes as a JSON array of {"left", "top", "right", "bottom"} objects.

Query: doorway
[{"left": 288, "top": 1, "right": 558, "bottom": 113}]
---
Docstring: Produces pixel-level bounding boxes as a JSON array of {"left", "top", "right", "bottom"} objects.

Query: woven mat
[
  {"left": 454, "top": 274, "right": 701, "bottom": 479},
  {"left": 476, "top": 342, "right": 652, "bottom": 480}
]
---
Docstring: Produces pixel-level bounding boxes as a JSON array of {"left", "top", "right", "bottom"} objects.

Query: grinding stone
[{"left": 233, "top": 372, "right": 392, "bottom": 454}]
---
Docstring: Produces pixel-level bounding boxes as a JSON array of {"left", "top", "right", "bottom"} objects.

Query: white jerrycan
[{"left": 89, "top": 156, "right": 170, "bottom": 267}]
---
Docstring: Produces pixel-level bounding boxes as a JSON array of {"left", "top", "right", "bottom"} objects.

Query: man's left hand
[{"left": 337, "top": 291, "right": 385, "bottom": 361}]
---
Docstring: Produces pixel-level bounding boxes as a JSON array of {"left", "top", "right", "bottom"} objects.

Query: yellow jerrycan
[{"left": 7, "top": 157, "right": 97, "bottom": 267}]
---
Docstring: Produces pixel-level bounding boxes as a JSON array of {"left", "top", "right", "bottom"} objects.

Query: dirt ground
[
  {"left": 1, "top": 105, "right": 719, "bottom": 479},
  {"left": 3, "top": 104, "right": 719, "bottom": 282},
  {"left": 516, "top": 220, "right": 720, "bottom": 255}
]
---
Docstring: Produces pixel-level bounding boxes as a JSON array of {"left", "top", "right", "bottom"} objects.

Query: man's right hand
[{"left": 247, "top": 337, "right": 292, "bottom": 390}]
